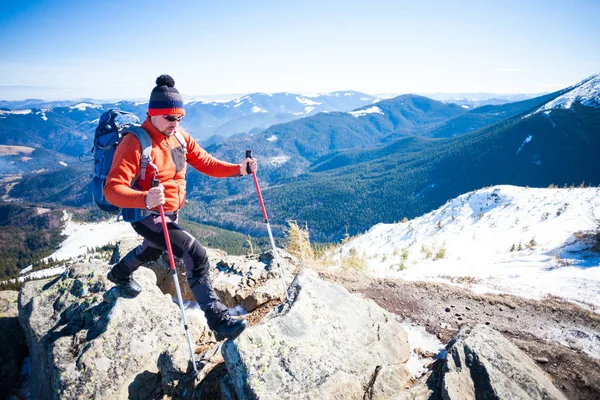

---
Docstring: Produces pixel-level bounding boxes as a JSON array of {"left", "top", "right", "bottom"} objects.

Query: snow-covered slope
[
  {"left": 333, "top": 185, "right": 600, "bottom": 311},
  {"left": 19, "top": 212, "right": 139, "bottom": 281},
  {"left": 536, "top": 74, "right": 600, "bottom": 113}
]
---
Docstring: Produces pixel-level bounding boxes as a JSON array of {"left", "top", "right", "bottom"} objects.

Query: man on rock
[{"left": 105, "top": 74, "right": 256, "bottom": 340}]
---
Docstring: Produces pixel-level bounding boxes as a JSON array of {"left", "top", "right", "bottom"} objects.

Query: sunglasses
[{"left": 162, "top": 115, "right": 184, "bottom": 122}]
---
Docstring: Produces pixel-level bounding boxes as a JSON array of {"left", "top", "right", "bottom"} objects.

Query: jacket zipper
[{"left": 164, "top": 136, "right": 183, "bottom": 209}]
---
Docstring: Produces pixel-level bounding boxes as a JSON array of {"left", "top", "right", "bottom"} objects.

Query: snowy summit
[{"left": 536, "top": 74, "right": 600, "bottom": 113}]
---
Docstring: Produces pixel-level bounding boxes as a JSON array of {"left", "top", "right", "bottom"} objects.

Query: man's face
[{"left": 150, "top": 114, "right": 184, "bottom": 136}]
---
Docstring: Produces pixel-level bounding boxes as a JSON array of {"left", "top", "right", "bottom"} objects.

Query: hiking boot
[
  {"left": 107, "top": 270, "right": 142, "bottom": 297},
  {"left": 214, "top": 317, "right": 248, "bottom": 341}
]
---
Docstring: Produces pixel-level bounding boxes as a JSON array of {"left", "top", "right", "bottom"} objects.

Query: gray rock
[
  {"left": 214, "top": 277, "right": 240, "bottom": 308},
  {"left": 442, "top": 324, "right": 567, "bottom": 400},
  {"left": 149, "top": 248, "right": 299, "bottom": 315},
  {"left": 221, "top": 269, "right": 412, "bottom": 400},
  {"left": 390, "top": 378, "right": 435, "bottom": 400},
  {"left": 239, "top": 278, "right": 285, "bottom": 311},
  {"left": 1, "top": 289, "right": 19, "bottom": 318},
  {"left": 0, "top": 290, "right": 28, "bottom": 398},
  {"left": 18, "top": 263, "right": 208, "bottom": 400}
]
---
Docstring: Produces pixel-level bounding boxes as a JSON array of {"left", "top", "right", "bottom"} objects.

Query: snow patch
[
  {"left": 516, "top": 135, "right": 532, "bottom": 155},
  {"left": 36, "top": 110, "right": 48, "bottom": 120},
  {"left": 47, "top": 212, "right": 138, "bottom": 263},
  {"left": 401, "top": 321, "right": 445, "bottom": 378},
  {"left": 266, "top": 135, "right": 278, "bottom": 142},
  {"left": 70, "top": 103, "right": 102, "bottom": 111},
  {"left": 251, "top": 105, "right": 267, "bottom": 113},
  {"left": 268, "top": 156, "right": 290, "bottom": 166},
  {"left": 0, "top": 109, "right": 32, "bottom": 115},
  {"left": 296, "top": 96, "right": 321, "bottom": 106},
  {"left": 20, "top": 266, "right": 67, "bottom": 282},
  {"left": 348, "top": 106, "right": 384, "bottom": 118}
]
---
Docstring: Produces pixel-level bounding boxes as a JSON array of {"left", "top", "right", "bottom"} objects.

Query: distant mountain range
[
  {"left": 184, "top": 87, "right": 569, "bottom": 197},
  {"left": 0, "top": 90, "right": 539, "bottom": 152},
  {"left": 423, "top": 92, "right": 540, "bottom": 107},
  {"left": 0, "top": 91, "right": 381, "bottom": 149},
  {"left": 188, "top": 75, "right": 600, "bottom": 240},
  {"left": 2, "top": 75, "right": 598, "bottom": 241}
]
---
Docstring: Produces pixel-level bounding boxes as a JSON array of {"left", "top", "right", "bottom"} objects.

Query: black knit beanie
[{"left": 148, "top": 74, "right": 185, "bottom": 116}]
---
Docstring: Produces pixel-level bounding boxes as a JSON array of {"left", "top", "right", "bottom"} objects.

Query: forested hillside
[
  {"left": 9, "top": 164, "right": 91, "bottom": 207},
  {"left": 0, "top": 202, "right": 65, "bottom": 279},
  {"left": 200, "top": 104, "right": 600, "bottom": 241}
]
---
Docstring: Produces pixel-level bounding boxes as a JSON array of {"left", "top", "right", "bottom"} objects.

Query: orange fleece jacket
[{"left": 104, "top": 118, "right": 241, "bottom": 213}]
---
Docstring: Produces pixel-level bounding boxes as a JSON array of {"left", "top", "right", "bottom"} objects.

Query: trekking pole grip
[
  {"left": 245, "top": 150, "right": 253, "bottom": 174},
  {"left": 151, "top": 179, "right": 160, "bottom": 188}
]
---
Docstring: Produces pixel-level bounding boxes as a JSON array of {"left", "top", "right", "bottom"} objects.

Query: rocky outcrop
[
  {"left": 441, "top": 324, "right": 567, "bottom": 400},
  {"left": 0, "top": 290, "right": 28, "bottom": 399},
  {"left": 14, "top": 256, "right": 569, "bottom": 399},
  {"left": 221, "top": 268, "right": 412, "bottom": 399},
  {"left": 18, "top": 263, "right": 210, "bottom": 400}
]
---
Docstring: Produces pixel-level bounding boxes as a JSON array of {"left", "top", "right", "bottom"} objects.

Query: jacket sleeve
[
  {"left": 104, "top": 135, "right": 149, "bottom": 209},
  {"left": 184, "top": 133, "right": 241, "bottom": 177}
]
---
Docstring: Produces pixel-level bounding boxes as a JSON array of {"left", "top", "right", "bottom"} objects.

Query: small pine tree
[
  {"left": 421, "top": 244, "right": 432, "bottom": 259},
  {"left": 246, "top": 235, "right": 254, "bottom": 255},
  {"left": 285, "top": 220, "right": 314, "bottom": 266},
  {"left": 434, "top": 246, "right": 446, "bottom": 260}
]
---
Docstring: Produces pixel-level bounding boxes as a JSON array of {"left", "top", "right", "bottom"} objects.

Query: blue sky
[{"left": 1, "top": 0, "right": 599, "bottom": 101}]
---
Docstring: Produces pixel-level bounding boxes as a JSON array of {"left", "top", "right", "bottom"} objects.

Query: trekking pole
[
  {"left": 245, "top": 150, "right": 291, "bottom": 302},
  {"left": 152, "top": 179, "right": 198, "bottom": 374}
]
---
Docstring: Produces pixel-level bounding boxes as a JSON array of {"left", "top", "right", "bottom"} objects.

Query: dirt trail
[{"left": 317, "top": 271, "right": 600, "bottom": 400}]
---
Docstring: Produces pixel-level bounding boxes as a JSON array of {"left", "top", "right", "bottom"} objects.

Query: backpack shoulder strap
[
  {"left": 123, "top": 125, "right": 153, "bottom": 180},
  {"left": 174, "top": 130, "right": 188, "bottom": 155}
]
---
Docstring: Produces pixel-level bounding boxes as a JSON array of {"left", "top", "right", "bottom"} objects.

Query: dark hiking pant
[{"left": 110, "top": 213, "right": 228, "bottom": 330}]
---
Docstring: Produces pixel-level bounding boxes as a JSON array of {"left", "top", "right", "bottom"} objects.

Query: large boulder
[
  {"left": 441, "top": 324, "right": 567, "bottom": 400},
  {"left": 392, "top": 324, "right": 568, "bottom": 399},
  {"left": 0, "top": 290, "right": 28, "bottom": 399},
  {"left": 221, "top": 268, "right": 412, "bottom": 399},
  {"left": 18, "top": 263, "right": 210, "bottom": 400},
  {"left": 148, "top": 249, "right": 297, "bottom": 311}
]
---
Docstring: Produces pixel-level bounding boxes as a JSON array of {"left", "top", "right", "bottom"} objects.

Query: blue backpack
[{"left": 92, "top": 109, "right": 153, "bottom": 214}]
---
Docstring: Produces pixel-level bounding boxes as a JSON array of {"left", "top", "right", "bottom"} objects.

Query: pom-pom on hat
[{"left": 148, "top": 74, "right": 185, "bottom": 116}]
